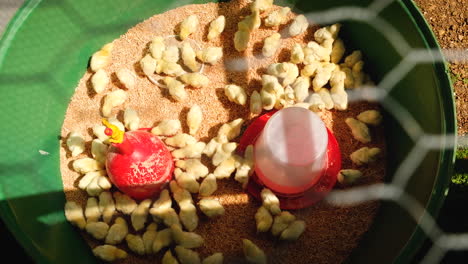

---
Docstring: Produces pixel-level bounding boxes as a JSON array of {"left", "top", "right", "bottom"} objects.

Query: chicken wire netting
[{"left": 0, "top": 0, "right": 467, "bottom": 263}]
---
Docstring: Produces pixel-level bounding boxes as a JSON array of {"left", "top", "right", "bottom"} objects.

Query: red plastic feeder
[
  {"left": 103, "top": 120, "right": 174, "bottom": 200},
  {"left": 238, "top": 107, "right": 341, "bottom": 210}
]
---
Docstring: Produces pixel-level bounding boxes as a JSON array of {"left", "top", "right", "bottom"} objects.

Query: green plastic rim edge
[
  {"left": 0, "top": 2, "right": 50, "bottom": 263},
  {"left": 394, "top": 0, "right": 457, "bottom": 262}
]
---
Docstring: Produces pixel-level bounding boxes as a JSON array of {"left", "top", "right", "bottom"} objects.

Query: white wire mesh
[{"left": 0, "top": 0, "right": 466, "bottom": 263}]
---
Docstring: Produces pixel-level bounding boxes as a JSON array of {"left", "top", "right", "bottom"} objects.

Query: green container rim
[
  {"left": 0, "top": 0, "right": 457, "bottom": 263},
  {"left": 392, "top": 0, "right": 456, "bottom": 262},
  {"left": 0, "top": 2, "right": 52, "bottom": 263}
]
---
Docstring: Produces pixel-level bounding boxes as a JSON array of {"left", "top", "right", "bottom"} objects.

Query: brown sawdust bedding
[{"left": 60, "top": 1, "right": 386, "bottom": 263}]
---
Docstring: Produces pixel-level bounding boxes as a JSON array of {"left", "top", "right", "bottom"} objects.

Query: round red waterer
[
  {"left": 238, "top": 107, "right": 341, "bottom": 210},
  {"left": 102, "top": 119, "right": 174, "bottom": 200}
]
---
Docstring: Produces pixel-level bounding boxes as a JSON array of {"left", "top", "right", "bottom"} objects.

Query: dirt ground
[{"left": 414, "top": 0, "right": 468, "bottom": 135}]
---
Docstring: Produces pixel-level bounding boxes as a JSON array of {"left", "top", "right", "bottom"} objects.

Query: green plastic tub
[{"left": 0, "top": 0, "right": 456, "bottom": 263}]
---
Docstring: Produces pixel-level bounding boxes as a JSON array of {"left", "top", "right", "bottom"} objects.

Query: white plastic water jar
[{"left": 254, "top": 107, "right": 329, "bottom": 194}]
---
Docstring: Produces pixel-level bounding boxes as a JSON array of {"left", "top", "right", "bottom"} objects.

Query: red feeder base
[
  {"left": 237, "top": 110, "right": 341, "bottom": 210},
  {"left": 106, "top": 128, "right": 174, "bottom": 200}
]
